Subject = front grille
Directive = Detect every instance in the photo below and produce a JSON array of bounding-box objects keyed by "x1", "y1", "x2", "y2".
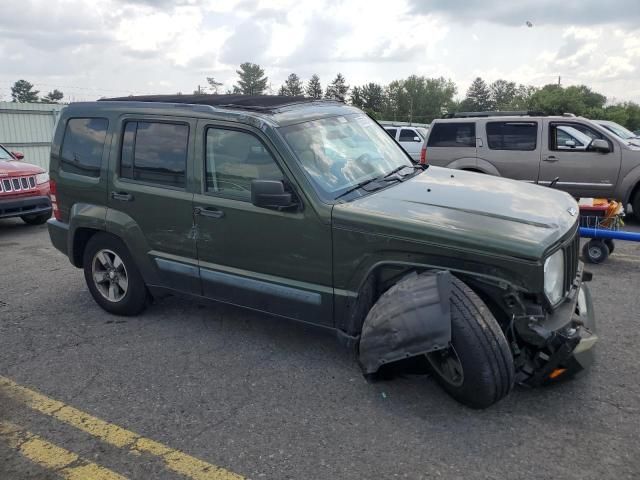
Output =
[
  {"x1": 563, "y1": 229, "x2": 580, "y2": 293},
  {"x1": 0, "y1": 175, "x2": 37, "y2": 194}
]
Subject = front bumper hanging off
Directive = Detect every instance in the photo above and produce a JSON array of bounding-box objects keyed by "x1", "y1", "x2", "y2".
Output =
[{"x1": 516, "y1": 267, "x2": 597, "y2": 386}]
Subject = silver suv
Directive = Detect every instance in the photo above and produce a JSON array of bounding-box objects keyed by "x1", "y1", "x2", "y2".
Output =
[{"x1": 424, "y1": 112, "x2": 640, "y2": 213}]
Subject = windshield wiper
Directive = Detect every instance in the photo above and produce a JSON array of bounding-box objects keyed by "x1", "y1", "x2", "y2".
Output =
[
  {"x1": 335, "y1": 177, "x2": 384, "y2": 200},
  {"x1": 383, "y1": 164, "x2": 425, "y2": 181},
  {"x1": 336, "y1": 165, "x2": 425, "y2": 201}
]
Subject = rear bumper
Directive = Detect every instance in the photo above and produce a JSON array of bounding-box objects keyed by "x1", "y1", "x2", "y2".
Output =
[
  {"x1": 0, "y1": 195, "x2": 51, "y2": 219},
  {"x1": 47, "y1": 218, "x2": 69, "y2": 256}
]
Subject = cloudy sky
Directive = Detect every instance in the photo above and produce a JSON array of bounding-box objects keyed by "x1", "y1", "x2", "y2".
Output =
[{"x1": 1, "y1": 0, "x2": 639, "y2": 102}]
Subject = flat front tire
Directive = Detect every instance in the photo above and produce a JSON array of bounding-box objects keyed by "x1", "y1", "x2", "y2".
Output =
[
  {"x1": 82, "y1": 232, "x2": 149, "y2": 316},
  {"x1": 426, "y1": 278, "x2": 515, "y2": 409}
]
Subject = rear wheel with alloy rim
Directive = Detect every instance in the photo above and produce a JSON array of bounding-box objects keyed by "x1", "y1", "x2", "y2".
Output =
[
  {"x1": 91, "y1": 249, "x2": 129, "y2": 303},
  {"x1": 83, "y1": 233, "x2": 149, "y2": 315}
]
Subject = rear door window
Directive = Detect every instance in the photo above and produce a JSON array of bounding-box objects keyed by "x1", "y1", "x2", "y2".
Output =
[
  {"x1": 385, "y1": 128, "x2": 397, "y2": 138},
  {"x1": 120, "y1": 121, "x2": 189, "y2": 188},
  {"x1": 60, "y1": 118, "x2": 109, "y2": 177},
  {"x1": 427, "y1": 123, "x2": 476, "y2": 147},
  {"x1": 399, "y1": 129, "x2": 422, "y2": 142},
  {"x1": 486, "y1": 122, "x2": 537, "y2": 151}
]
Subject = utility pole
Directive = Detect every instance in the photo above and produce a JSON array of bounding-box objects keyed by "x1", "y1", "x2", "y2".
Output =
[{"x1": 558, "y1": 76, "x2": 561, "y2": 87}]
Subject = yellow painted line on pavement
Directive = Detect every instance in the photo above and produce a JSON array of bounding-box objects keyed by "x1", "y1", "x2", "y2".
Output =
[
  {"x1": 0, "y1": 376, "x2": 244, "y2": 480},
  {"x1": 0, "y1": 421, "x2": 127, "y2": 480}
]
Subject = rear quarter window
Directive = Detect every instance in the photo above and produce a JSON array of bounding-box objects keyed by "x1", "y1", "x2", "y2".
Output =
[
  {"x1": 427, "y1": 123, "x2": 475, "y2": 147},
  {"x1": 60, "y1": 118, "x2": 109, "y2": 177},
  {"x1": 486, "y1": 122, "x2": 537, "y2": 151}
]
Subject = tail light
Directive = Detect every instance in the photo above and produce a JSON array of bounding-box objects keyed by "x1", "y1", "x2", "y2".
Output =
[
  {"x1": 420, "y1": 144, "x2": 427, "y2": 164},
  {"x1": 50, "y1": 179, "x2": 61, "y2": 221}
]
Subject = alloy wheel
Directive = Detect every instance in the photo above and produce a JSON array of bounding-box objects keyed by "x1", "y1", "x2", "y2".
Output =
[{"x1": 91, "y1": 249, "x2": 129, "y2": 303}]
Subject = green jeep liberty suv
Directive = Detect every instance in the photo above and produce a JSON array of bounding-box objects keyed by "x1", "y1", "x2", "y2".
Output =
[{"x1": 47, "y1": 95, "x2": 597, "y2": 408}]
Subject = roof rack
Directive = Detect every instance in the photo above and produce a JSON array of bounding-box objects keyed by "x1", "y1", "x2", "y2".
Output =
[
  {"x1": 443, "y1": 110, "x2": 547, "y2": 119},
  {"x1": 99, "y1": 94, "x2": 340, "y2": 112}
]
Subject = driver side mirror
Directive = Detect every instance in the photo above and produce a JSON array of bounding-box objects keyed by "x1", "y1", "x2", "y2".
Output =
[
  {"x1": 251, "y1": 179, "x2": 297, "y2": 210},
  {"x1": 11, "y1": 151, "x2": 24, "y2": 160},
  {"x1": 413, "y1": 136, "x2": 421, "y2": 142},
  {"x1": 564, "y1": 139, "x2": 576, "y2": 148},
  {"x1": 589, "y1": 139, "x2": 610, "y2": 153}
]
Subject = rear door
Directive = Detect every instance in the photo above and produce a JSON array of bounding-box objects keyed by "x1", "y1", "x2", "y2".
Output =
[
  {"x1": 107, "y1": 116, "x2": 199, "y2": 294},
  {"x1": 476, "y1": 120, "x2": 541, "y2": 181},
  {"x1": 425, "y1": 122, "x2": 477, "y2": 167},
  {"x1": 538, "y1": 120, "x2": 622, "y2": 198}
]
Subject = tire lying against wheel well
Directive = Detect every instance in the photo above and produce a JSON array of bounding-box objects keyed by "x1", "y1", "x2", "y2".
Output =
[{"x1": 358, "y1": 270, "x2": 515, "y2": 409}]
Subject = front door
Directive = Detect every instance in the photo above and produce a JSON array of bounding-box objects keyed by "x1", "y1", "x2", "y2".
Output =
[
  {"x1": 192, "y1": 121, "x2": 333, "y2": 325},
  {"x1": 107, "y1": 116, "x2": 198, "y2": 293},
  {"x1": 538, "y1": 120, "x2": 622, "y2": 198}
]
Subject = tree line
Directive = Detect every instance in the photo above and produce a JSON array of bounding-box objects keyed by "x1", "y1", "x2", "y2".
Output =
[
  {"x1": 9, "y1": 64, "x2": 640, "y2": 131},
  {"x1": 200, "y1": 63, "x2": 640, "y2": 131},
  {"x1": 9, "y1": 80, "x2": 64, "y2": 104}
]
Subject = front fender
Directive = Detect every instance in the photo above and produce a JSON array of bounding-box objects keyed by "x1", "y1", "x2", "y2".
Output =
[
  {"x1": 615, "y1": 163, "x2": 640, "y2": 204},
  {"x1": 359, "y1": 271, "x2": 452, "y2": 374}
]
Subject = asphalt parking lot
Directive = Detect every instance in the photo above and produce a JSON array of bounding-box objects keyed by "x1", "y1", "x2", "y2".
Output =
[{"x1": 1, "y1": 218, "x2": 639, "y2": 480}]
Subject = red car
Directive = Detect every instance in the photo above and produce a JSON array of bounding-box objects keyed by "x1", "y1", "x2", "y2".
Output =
[{"x1": 0, "y1": 143, "x2": 51, "y2": 225}]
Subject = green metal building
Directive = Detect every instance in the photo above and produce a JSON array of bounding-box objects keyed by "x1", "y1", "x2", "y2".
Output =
[{"x1": 0, "y1": 102, "x2": 65, "y2": 170}]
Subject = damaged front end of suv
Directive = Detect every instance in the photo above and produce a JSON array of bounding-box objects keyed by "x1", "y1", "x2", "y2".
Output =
[{"x1": 326, "y1": 162, "x2": 598, "y2": 408}]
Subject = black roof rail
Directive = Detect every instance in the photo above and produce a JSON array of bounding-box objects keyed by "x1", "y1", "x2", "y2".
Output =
[
  {"x1": 98, "y1": 94, "x2": 341, "y2": 112},
  {"x1": 443, "y1": 110, "x2": 546, "y2": 119}
]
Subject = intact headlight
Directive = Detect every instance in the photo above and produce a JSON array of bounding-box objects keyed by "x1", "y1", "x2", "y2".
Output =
[
  {"x1": 544, "y1": 249, "x2": 565, "y2": 305},
  {"x1": 35, "y1": 173, "x2": 49, "y2": 184}
]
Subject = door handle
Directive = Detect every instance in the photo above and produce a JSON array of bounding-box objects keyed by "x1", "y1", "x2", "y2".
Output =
[
  {"x1": 111, "y1": 191, "x2": 134, "y2": 201},
  {"x1": 194, "y1": 206, "x2": 224, "y2": 219},
  {"x1": 543, "y1": 155, "x2": 558, "y2": 162}
]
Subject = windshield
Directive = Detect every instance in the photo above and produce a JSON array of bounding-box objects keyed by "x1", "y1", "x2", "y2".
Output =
[
  {"x1": 599, "y1": 121, "x2": 636, "y2": 140},
  {"x1": 0, "y1": 145, "x2": 13, "y2": 160},
  {"x1": 280, "y1": 114, "x2": 413, "y2": 200}
]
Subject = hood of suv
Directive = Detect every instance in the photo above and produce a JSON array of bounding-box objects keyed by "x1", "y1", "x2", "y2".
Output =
[
  {"x1": 333, "y1": 166, "x2": 578, "y2": 260},
  {"x1": 0, "y1": 159, "x2": 44, "y2": 176}
]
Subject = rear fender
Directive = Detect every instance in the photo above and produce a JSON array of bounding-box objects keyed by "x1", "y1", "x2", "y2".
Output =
[
  {"x1": 474, "y1": 158, "x2": 501, "y2": 176},
  {"x1": 67, "y1": 203, "x2": 108, "y2": 266},
  {"x1": 358, "y1": 270, "x2": 452, "y2": 374},
  {"x1": 445, "y1": 157, "x2": 477, "y2": 171}
]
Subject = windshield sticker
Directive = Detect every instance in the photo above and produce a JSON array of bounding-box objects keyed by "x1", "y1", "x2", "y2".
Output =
[{"x1": 356, "y1": 116, "x2": 375, "y2": 128}]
